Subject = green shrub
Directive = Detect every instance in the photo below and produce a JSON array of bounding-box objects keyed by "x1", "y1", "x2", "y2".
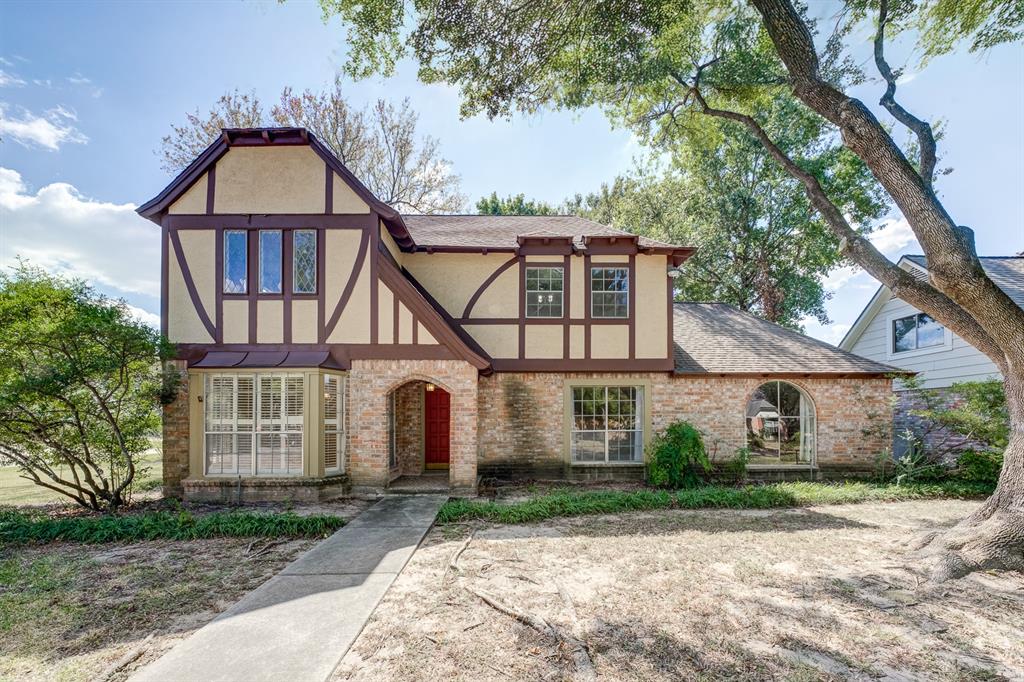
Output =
[
  {"x1": 891, "y1": 444, "x2": 946, "y2": 485},
  {"x1": 647, "y1": 421, "x2": 711, "y2": 489},
  {"x1": 722, "y1": 447, "x2": 750, "y2": 484},
  {"x1": 955, "y1": 449, "x2": 1003, "y2": 487},
  {"x1": 0, "y1": 509, "x2": 345, "y2": 544},
  {"x1": 437, "y1": 481, "x2": 994, "y2": 525}
]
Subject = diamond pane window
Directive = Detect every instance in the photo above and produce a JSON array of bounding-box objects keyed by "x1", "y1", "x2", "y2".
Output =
[
  {"x1": 293, "y1": 230, "x2": 317, "y2": 294},
  {"x1": 590, "y1": 267, "x2": 629, "y2": 318},
  {"x1": 525, "y1": 267, "x2": 564, "y2": 317}
]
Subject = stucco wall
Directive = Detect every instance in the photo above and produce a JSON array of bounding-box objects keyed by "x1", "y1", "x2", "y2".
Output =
[{"x1": 477, "y1": 372, "x2": 893, "y2": 477}]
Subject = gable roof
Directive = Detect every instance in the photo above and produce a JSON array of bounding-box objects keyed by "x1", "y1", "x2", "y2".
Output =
[
  {"x1": 838, "y1": 255, "x2": 1024, "y2": 350},
  {"x1": 672, "y1": 303, "x2": 900, "y2": 375}
]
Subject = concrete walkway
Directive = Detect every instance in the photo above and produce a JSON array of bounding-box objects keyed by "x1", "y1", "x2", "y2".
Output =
[{"x1": 131, "y1": 495, "x2": 447, "y2": 682}]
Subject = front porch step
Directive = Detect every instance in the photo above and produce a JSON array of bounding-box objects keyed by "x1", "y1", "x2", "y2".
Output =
[{"x1": 386, "y1": 473, "x2": 451, "y2": 494}]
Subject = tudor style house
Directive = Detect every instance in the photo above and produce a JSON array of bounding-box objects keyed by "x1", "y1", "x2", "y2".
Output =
[{"x1": 141, "y1": 127, "x2": 898, "y2": 501}]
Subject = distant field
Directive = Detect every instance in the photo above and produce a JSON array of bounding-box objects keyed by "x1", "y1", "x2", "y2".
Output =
[{"x1": 0, "y1": 451, "x2": 162, "y2": 506}]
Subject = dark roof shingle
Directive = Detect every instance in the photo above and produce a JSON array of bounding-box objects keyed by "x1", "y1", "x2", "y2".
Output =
[
  {"x1": 672, "y1": 303, "x2": 899, "y2": 375},
  {"x1": 903, "y1": 255, "x2": 1024, "y2": 308}
]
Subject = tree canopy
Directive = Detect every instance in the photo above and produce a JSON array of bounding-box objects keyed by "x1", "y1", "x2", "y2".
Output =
[
  {"x1": 0, "y1": 264, "x2": 173, "y2": 511},
  {"x1": 161, "y1": 78, "x2": 466, "y2": 213},
  {"x1": 476, "y1": 192, "x2": 558, "y2": 216}
]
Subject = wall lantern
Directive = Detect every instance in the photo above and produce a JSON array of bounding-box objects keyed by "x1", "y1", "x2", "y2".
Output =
[{"x1": 425, "y1": 383, "x2": 436, "y2": 392}]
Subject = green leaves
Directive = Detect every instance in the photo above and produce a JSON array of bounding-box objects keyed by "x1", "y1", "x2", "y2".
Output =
[
  {"x1": 647, "y1": 420, "x2": 711, "y2": 489},
  {"x1": 0, "y1": 264, "x2": 171, "y2": 511}
]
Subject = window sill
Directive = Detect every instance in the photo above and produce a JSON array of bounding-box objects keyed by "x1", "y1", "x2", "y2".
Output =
[
  {"x1": 745, "y1": 464, "x2": 817, "y2": 470},
  {"x1": 569, "y1": 461, "x2": 645, "y2": 467}
]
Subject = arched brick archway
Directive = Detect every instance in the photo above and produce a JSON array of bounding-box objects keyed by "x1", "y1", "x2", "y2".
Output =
[{"x1": 347, "y1": 359, "x2": 478, "y2": 493}]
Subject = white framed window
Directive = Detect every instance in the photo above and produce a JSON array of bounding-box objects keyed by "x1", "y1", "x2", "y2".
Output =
[
  {"x1": 745, "y1": 381, "x2": 815, "y2": 467},
  {"x1": 323, "y1": 374, "x2": 344, "y2": 473},
  {"x1": 259, "y1": 230, "x2": 283, "y2": 294},
  {"x1": 590, "y1": 267, "x2": 629, "y2": 318},
  {"x1": 570, "y1": 385, "x2": 644, "y2": 463},
  {"x1": 525, "y1": 267, "x2": 564, "y2": 318},
  {"x1": 203, "y1": 372, "x2": 304, "y2": 476},
  {"x1": 886, "y1": 310, "x2": 952, "y2": 359}
]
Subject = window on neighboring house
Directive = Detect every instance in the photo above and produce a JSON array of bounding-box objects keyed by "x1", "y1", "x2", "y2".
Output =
[
  {"x1": 203, "y1": 372, "x2": 305, "y2": 476},
  {"x1": 259, "y1": 230, "x2": 283, "y2": 294},
  {"x1": 892, "y1": 312, "x2": 945, "y2": 353},
  {"x1": 570, "y1": 386, "x2": 644, "y2": 463},
  {"x1": 223, "y1": 230, "x2": 248, "y2": 294},
  {"x1": 745, "y1": 381, "x2": 815, "y2": 466},
  {"x1": 323, "y1": 374, "x2": 344, "y2": 473},
  {"x1": 525, "y1": 267, "x2": 564, "y2": 317},
  {"x1": 590, "y1": 267, "x2": 629, "y2": 318},
  {"x1": 293, "y1": 230, "x2": 317, "y2": 294}
]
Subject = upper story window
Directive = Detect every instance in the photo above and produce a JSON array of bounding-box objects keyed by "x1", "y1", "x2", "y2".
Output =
[
  {"x1": 293, "y1": 229, "x2": 317, "y2": 294},
  {"x1": 525, "y1": 267, "x2": 564, "y2": 318},
  {"x1": 259, "y1": 230, "x2": 282, "y2": 294},
  {"x1": 893, "y1": 312, "x2": 944, "y2": 353},
  {"x1": 224, "y1": 230, "x2": 247, "y2": 294},
  {"x1": 590, "y1": 267, "x2": 629, "y2": 318}
]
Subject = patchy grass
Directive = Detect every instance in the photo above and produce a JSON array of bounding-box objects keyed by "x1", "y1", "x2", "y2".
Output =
[
  {"x1": 438, "y1": 481, "x2": 994, "y2": 524},
  {"x1": 0, "y1": 450, "x2": 163, "y2": 506},
  {"x1": 0, "y1": 508, "x2": 345, "y2": 544},
  {"x1": 0, "y1": 537, "x2": 314, "y2": 682},
  {"x1": 336, "y1": 500, "x2": 1024, "y2": 681}
]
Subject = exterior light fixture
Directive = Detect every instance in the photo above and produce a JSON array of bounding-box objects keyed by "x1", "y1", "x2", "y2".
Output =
[
  {"x1": 667, "y1": 267, "x2": 683, "y2": 279},
  {"x1": 425, "y1": 383, "x2": 436, "y2": 392}
]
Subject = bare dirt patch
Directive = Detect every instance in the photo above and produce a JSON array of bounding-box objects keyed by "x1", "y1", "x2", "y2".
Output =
[{"x1": 334, "y1": 500, "x2": 1024, "y2": 681}]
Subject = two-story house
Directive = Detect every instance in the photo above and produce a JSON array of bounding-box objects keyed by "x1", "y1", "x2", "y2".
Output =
[
  {"x1": 840, "y1": 253, "x2": 1023, "y2": 454},
  {"x1": 140, "y1": 128, "x2": 898, "y2": 500}
]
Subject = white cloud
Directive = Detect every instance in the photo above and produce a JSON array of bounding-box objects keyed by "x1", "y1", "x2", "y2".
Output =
[
  {"x1": 125, "y1": 304, "x2": 160, "y2": 329},
  {"x1": 896, "y1": 71, "x2": 918, "y2": 86},
  {"x1": 0, "y1": 69, "x2": 25, "y2": 87},
  {"x1": 0, "y1": 104, "x2": 88, "y2": 150},
  {"x1": 0, "y1": 167, "x2": 160, "y2": 300},
  {"x1": 66, "y1": 73, "x2": 103, "y2": 98},
  {"x1": 869, "y1": 216, "x2": 917, "y2": 254}
]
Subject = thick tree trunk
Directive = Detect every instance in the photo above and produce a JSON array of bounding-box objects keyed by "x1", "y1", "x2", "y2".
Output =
[
  {"x1": 747, "y1": 0, "x2": 1024, "y2": 580},
  {"x1": 915, "y1": 369, "x2": 1024, "y2": 580}
]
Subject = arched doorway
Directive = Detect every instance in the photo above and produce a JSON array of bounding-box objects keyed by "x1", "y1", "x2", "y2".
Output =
[{"x1": 384, "y1": 379, "x2": 452, "y2": 485}]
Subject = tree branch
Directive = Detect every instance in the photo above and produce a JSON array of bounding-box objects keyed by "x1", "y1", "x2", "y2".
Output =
[
  {"x1": 687, "y1": 87, "x2": 1005, "y2": 368},
  {"x1": 873, "y1": 0, "x2": 937, "y2": 188}
]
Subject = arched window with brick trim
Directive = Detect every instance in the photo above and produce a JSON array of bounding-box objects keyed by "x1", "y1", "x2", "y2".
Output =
[{"x1": 745, "y1": 381, "x2": 816, "y2": 466}]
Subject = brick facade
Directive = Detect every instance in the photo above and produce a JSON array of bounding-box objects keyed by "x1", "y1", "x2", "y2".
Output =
[
  {"x1": 162, "y1": 362, "x2": 891, "y2": 499},
  {"x1": 346, "y1": 359, "x2": 478, "y2": 493},
  {"x1": 161, "y1": 360, "x2": 190, "y2": 497},
  {"x1": 477, "y1": 372, "x2": 893, "y2": 479}
]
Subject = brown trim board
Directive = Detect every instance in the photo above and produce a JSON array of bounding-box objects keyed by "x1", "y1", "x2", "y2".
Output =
[
  {"x1": 461, "y1": 255, "x2": 517, "y2": 318},
  {"x1": 168, "y1": 229, "x2": 216, "y2": 340}
]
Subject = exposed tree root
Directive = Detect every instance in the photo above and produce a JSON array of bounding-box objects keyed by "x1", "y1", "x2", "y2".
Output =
[
  {"x1": 442, "y1": 532, "x2": 473, "y2": 585},
  {"x1": 468, "y1": 587, "x2": 596, "y2": 681},
  {"x1": 914, "y1": 502, "x2": 1024, "y2": 582}
]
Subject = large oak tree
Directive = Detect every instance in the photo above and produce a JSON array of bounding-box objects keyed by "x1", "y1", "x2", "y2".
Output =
[{"x1": 319, "y1": 0, "x2": 1024, "y2": 579}]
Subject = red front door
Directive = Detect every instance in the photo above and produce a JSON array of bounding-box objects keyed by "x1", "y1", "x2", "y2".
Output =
[{"x1": 424, "y1": 387, "x2": 450, "y2": 469}]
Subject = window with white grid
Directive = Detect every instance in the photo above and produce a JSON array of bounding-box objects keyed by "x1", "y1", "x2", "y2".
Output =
[
  {"x1": 570, "y1": 386, "x2": 643, "y2": 463},
  {"x1": 323, "y1": 374, "x2": 344, "y2": 473},
  {"x1": 525, "y1": 267, "x2": 564, "y2": 318},
  {"x1": 204, "y1": 372, "x2": 305, "y2": 476},
  {"x1": 590, "y1": 267, "x2": 629, "y2": 318}
]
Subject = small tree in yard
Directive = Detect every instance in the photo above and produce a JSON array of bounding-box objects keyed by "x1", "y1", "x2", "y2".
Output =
[
  {"x1": 317, "y1": 0, "x2": 1024, "y2": 580},
  {"x1": 0, "y1": 265, "x2": 174, "y2": 511}
]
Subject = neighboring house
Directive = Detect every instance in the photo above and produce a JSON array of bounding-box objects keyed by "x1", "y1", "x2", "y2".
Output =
[
  {"x1": 839, "y1": 254, "x2": 1024, "y2": 454},
  {"x1": 139, "y1": 127, "x2": 897, "y2": 501}
]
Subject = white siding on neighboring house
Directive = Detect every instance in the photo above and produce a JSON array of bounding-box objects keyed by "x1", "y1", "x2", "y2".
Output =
[{"x1": 847, "y1": 293, "x2": 1002, "y2": 390}]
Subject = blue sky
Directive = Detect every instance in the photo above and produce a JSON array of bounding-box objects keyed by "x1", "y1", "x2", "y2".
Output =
[{"x1": 1, "y1": 0, "x2": 1022, "y2": 342}]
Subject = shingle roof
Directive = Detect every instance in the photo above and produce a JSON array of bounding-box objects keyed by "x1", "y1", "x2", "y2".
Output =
[
  {"x1": 401, "y1": 214, "x2": 683, "y2": 250},
  {"x1": 672, "y1": 303, "x2": 900, "y2": 375},
  {"x1": 903, "y1": 255, "x2": 1024, "y2": 308}
]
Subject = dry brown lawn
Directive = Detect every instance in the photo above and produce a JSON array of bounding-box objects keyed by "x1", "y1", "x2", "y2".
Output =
[{"x1": 335, "y1": 500, "x2": 1024, "y2": 681}]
